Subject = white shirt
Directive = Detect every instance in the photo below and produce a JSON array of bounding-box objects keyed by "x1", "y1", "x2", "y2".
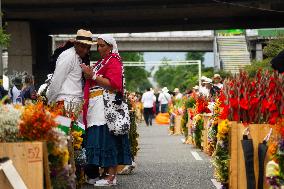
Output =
[
  {"x1": 175, "y1": 93, "x2": 183, "y2": 100},
  {"x1": 199, "y1": 86, "x2": 209, "y2": 97},
  {"x1": 47, "y1": 47, "x2": 83, "y2": 103},
  {"x1": 214, "y1": 83, "x2": 223, "y2": 89},
  {"x1": 8, "y1": 86, "x2": 21, "y2": 104},
  {"x1": 158, "y1": 92, "x2": 171, "y2": 105},
  {"x1": 141, "y1": 91, "x2": 156, "y2": 108}
]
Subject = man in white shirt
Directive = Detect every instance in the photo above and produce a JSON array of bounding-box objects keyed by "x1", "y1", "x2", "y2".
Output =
[
  {"x1": 47, "y1": 29, "x2": 95, "y2": 104},
  {"x1": 199, "y1": 76, "x2": 210, "y2": 97},
  {"x1": 158, "y1": 87, "x2": 171, "y2": 113},
  {"x1": 141, "y1": 88, "x2": 156, "y2": 126}
]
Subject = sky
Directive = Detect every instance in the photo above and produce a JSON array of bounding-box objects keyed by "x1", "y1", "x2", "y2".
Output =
[{"x1": 143, "y1": 52, "x2": 214, "y2": 71}]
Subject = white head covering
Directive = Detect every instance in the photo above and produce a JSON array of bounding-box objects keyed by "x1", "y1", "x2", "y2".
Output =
[{"x1": 97, "y1": 34, "x2": 118, "y2": 54}]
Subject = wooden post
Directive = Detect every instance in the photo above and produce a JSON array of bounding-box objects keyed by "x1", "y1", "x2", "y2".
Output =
[
  {"x1": 174, "y1": 115, "x2": 182, "y2": 135},
  {"x1": 0, "y1": 142, "x2": 44, "y2": 189}
]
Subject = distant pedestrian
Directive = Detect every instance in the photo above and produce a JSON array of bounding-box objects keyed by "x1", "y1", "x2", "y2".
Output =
[
  {"x1": 158, "y1": 87, "x2": 171, "y2": 113},
  {"x1": 141, "y1": 88, "x2": 156, "y2": 126},
  {"x1": 8, "y1": 77, "x2": 22, "y2": 104}
]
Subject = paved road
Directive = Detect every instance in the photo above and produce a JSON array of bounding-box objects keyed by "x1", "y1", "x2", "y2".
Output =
[{"x1": 83, "y1": 121, "x2": 216, "y2": 189}]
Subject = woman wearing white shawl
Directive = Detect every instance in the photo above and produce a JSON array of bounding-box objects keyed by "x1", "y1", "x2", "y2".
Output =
[{"x1": 81, "y1": 34, "x2": 132, "y2": 187}]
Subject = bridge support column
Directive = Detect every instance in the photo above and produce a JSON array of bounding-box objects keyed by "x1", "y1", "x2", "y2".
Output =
[
  {"x1": 255, "y1": 43, "x2": 263, "y2": 61},
  {"x1": 7, "y1": 21, "x2": 52, "y2": 88},
  {"x1": 7, "y1": 21, "x2": 33, "y2": 75}
]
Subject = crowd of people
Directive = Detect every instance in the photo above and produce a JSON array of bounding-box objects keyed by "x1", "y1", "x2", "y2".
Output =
[{"x1": 130, "y1": 73, "x2": 224, "y2": 127}]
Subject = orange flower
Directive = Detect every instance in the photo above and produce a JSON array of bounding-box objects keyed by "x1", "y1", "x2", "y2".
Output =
[
  {"x1": 19, "y1": 101, "x2": 58, "y2": 141},
  {"x1": 268, "y1": 141, "x2": 278, "y2": 157}
]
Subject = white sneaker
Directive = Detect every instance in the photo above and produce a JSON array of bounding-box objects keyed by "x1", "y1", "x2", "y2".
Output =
[
  {"x1": 94, "y1": 177, "x2": 117, "y2": 187},
  {"x1": 86, "y1": 177, "x2": 99, "y2": 185}
]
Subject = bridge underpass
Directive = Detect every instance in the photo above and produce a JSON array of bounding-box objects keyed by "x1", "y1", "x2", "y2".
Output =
[{"x1": 2, "y1": 1, "x2": 284, "y2": 85}]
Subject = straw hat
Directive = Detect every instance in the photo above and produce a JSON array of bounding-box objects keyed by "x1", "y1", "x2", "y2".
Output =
[
  {"x1": 204, "y1": 78, "x2": 212, "y2": 84},
  {"x1": 213, "y1": 74, "x2": 221, "y2": 79},
  {"x1": 193, "y1": 85, "x2": 199, "y2": 90},
  {"x1": 173, "y1": 88, "x2": 180, "y2": 93},
  {"x1": 75, "y1": 29, "x2": 96, "y2": 45},
  {"x1": 162, "y1": 87, "x2": 169, "y2": 93}
]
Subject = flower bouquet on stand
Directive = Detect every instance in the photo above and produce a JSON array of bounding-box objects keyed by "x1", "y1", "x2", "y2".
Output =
[{"x1": 212, "y1": 119, "x2": 230, "y2": 189}]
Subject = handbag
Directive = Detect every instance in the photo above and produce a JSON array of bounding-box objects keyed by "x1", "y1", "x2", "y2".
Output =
[{"x1": 101, "y1": 56, "x2": 130, "y2": 135}]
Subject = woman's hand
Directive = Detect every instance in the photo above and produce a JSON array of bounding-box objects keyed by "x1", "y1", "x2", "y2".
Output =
[{"x1": 80, "y1": 63, "x2": 95, "y2": 79}]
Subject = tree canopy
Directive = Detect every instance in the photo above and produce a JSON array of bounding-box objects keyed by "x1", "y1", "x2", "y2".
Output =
[{"x1": 244, "y1": 37, "x2": 284, "y2": 77}]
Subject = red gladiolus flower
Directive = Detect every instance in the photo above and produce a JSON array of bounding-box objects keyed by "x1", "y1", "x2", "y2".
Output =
[
  {"x1": 229, "y1": 98, "x2": 238, "y2": 109},
  {"x1": 240, "y1": 98, "x2": 249, "y2": 110}
]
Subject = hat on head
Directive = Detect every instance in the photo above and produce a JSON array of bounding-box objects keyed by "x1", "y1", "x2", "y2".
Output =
[
  {"x1": 173, "y1": 88, "x2": 180, "y2": 93},
  {"x1": 213, "y1": 74, "x2": 221, "y2": 79},
  {"x1": 204, "y1": 78, "x2": 212, "y2": 84},
  {"x1": 75, "y1": 29, "x2": 96, "y2": 45},
  {"x1": 162, "y1": 87, "x2": 169, "y2": 93},
  {"x1": 193, "y1": 85, "x2": 199, "y2": 90},
  {"x1": 201, "y1": 76, "x2": 207, "y2": 81}
]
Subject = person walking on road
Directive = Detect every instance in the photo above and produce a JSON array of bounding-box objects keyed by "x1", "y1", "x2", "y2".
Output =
[{"x1": 141, "y1": 88, "x2": 156, "y2": 126}]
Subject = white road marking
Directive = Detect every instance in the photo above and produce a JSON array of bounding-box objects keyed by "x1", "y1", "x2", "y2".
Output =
[
  {"x1": 211, "y1": 179, "x2": 222, "y2": 189},
  {"x1": 190, "y1": 151, "x2": 203, "y2": 160}
]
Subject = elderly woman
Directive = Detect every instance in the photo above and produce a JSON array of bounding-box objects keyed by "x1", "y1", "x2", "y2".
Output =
[{"x1": 80, "y1": 34, "x2": 132, "y2": 186}]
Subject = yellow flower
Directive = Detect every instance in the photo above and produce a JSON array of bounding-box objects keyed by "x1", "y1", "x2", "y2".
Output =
[
  {"x1": 217, "y1": 119, "x2": 229, "y2": 140},
  {"x1": 266, "y1": 160, "x2": 280, "y2": 178}
]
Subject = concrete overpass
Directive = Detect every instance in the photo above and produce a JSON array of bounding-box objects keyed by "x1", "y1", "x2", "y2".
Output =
[
  {"x1": 2, "y1": 0, "x2": 284, "y2": 85},
  {"x1": 53, "y1": 31, "x2": 215, "y2": 52}
]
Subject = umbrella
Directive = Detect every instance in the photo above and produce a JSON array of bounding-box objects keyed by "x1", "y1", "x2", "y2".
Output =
[{"x1": 241, "y1": 129, "x2": 256, "y2": 189}]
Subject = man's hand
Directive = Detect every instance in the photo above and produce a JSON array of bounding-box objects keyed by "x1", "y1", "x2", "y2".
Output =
[{"x1": 80, "y1": 63, "x2": 95, "y2": 79}]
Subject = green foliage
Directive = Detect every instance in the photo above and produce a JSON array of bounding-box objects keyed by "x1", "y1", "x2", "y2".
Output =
[
  {"x1": 120, "y1": 52, "x2": 152, "y2": 92},
  {"x1": 155, "y1": 52, "x2": 205, "y2": 91},
  {"x1": 263, "y1": 37, "x2": 284, "y2": 58},
  {"x1": 193, "y1": 118, "x2": 204, "y2": 149},
  {"x1": 0, "y1": 28, "x2": 10, "y2": 47},
  {"x1": 212, "y1": 140, "x2": 230, "y2": 183},
  {"x1": 245, "y1": 37, "x2": 284, "y2": 77},
  {"x1": 129, "y1": 110, "x2": 139, "y2": 158},
  {"x1": 181, "y1": 97, "x2": 196, "y2": 137}
]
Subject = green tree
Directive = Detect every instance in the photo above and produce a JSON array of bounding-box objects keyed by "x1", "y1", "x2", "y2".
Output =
[
  {"x1": 154, "y1": 52, "x2": 205, "y2": 92},
  {"x1": 244, "y1": 37, "x2": 284, "y2": 77},
  {"x1": 0, "y1": 28, "x2": 10, "y2": 47},
  {"x1": 120, "y1": 52, "x2": 151, "y2": 92}
]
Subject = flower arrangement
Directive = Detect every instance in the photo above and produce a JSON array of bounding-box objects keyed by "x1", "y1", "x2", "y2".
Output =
[
  {"x1": 220, "y1": 70, "x2": 283, "y2": 124},
  {"x1": 212, "y1": 119, "x2": 230, "y2": 187},
  {"x1": 207, "y1": 98, "x2": 222, "y2": 155},
  {"x1": 181, "y1": 97, "x2": 196, "y2": 139},
  {"x1": 195, "y1": 96, "x2": 211, "y2": 114},
  {"x1": 266, "y1": 118, "x2": 284, "y2": 188},
  {"x1": 19, "y1": 101, "x2": 58, "y2": 141},
  {"x1": 0, "y1": 104, "x2": 22, "y2": 142},
  {"x1": 192, "y1": 114, "x2": 204, "y2": 149}
]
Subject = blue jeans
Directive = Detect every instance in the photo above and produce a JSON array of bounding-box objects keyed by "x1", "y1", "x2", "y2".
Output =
[{"x1": 161, "y1": 104, "x2": 168, "y2": 113}]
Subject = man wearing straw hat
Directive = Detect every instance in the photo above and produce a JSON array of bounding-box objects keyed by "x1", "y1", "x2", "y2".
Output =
[
  {"x1": 158, "y1": 87, "x2": 171, "y2": 113},
  {"x1": 47, "y1": 29, "x2": 96, "y2": 104}
]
